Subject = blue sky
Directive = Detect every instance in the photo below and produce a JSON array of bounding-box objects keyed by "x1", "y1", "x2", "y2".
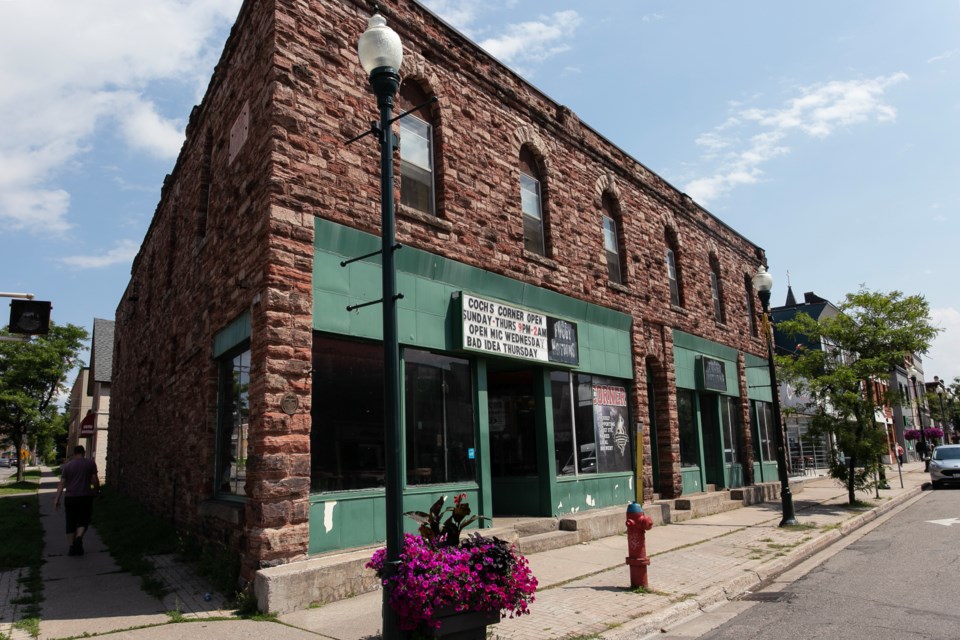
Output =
[{"x1": 2, "y1": 0, "x2": 958, "y2": 385}]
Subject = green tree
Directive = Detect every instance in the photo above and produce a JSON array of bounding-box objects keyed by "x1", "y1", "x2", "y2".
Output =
[
  {"x1": 776, "y1": 288, "x2": 939, "y2": 504},
  {"x1": 0, "y1": 323, "x2": 88, "y2": 482}
]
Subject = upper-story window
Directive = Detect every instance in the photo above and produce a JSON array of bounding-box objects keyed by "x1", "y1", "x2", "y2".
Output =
[
  {"x1": 710, "y1": 256, "x2": 725, "y2": 323},
  {"x1": 602, "y1": 193, "x2": 623, "y2": 284},
  {"x1": 398, "y1": 82, "x2": 435, "y2": 216},
  {"x1": 519, "y1": 147, "x2": 546, "y2": 256},
  {"x1": 665, "y1": 231, "x2": 682, "y2": 307}
]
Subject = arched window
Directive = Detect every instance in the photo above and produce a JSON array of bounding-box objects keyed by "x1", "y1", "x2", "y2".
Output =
[
  {"x1": 398, "y1": 81, "x2": 436, "y2": 216},
  {"x1": 601, "y1": 193, "x2": 623, "y2": 284},
  {"x1": 710, "y1": 255, "x2": 725, "y2": 323},
  {"x1": 665, "y1": 230, "x2": 682, "y2": 307},
  {"x1": 519, "y1": 147, "x2": 546, "y2": 255}
]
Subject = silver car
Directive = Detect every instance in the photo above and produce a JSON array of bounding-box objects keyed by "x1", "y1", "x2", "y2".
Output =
[{"x1": 929, "y1": 444, "x2": 960, "y2": 489}]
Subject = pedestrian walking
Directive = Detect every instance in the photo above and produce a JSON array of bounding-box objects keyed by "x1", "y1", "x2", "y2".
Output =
[
  {"x1": 54, "y1": 445, "x2": 100, "y2": 556},
  {"x1": 916, "y1": 439, "x2": 929, "y2": 471},
  {"x1": 896, "y1": 444, "x2": 904, "y2": 466}
]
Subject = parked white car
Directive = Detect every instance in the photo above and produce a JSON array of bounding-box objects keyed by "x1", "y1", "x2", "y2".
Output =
[{"x1": 929, "y1": 444, "x2": 960, "y2": 489}]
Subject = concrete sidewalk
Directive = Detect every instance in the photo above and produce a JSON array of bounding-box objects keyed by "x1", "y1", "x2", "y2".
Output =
[{"x1": 1, "y1": 462, "x2": 928, "y2": 640}]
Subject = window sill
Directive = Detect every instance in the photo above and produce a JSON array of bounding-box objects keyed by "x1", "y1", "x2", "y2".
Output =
[
  {"x1": 670, "y1": 304, "x2": 688, "y2": 315},
  {"x1": 522, "y1": 249, "x2": 558, "y2": 270},
  {"x1": 397, "y1": 204, "x2": 452, "y2": 232},
  {"x1": 608, "y1": 281, "x2": 631, "y2": 295},
  {"x1": 199, "y1": 497, "x2": 245, "y2": 525}
]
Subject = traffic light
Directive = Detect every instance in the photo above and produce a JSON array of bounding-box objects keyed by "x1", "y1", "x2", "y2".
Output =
[{"x1": 8, "y1": 299, "x2": 51, "y2": 335}]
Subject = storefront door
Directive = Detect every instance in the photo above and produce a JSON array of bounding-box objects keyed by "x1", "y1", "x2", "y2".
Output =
[
  {"x1": 488, "y1": 368, "x2": 541, "y2": 515},
  {"x1": 698, "y1": 393, "x2": 725, "y2": 489}
]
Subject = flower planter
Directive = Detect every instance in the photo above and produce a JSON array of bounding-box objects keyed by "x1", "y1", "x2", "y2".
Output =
[{"x1": 426, "y1": 607, "x2": 501, "y2": 639}]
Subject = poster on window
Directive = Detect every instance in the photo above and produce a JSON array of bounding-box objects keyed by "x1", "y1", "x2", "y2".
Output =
[{"x1": 593, "y1": 383, "x2": 631, "y2": 472}]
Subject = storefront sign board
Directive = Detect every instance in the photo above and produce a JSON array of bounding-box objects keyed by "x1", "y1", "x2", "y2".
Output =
[{"x1": 459, "y1": 293, "x2": 579, "y2": 366}]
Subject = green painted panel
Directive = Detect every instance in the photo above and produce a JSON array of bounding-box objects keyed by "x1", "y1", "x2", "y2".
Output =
[
  {"x1": 415, "y1": 275, "x2": 454, "y2": 313},
  {"x1": 480, "y1": 271, "x2": 525, "y2": 301},
  {"x1": 553, "y1": 474, "x2": 634, "y2": 515},
  {"x1": 414, "y1": 311, "x2": 447, "y2": 351},
  {"x1": 674, "y1": 352, "x2": 697, "y2": 389},
  {"x1": 308, "y1": 488, "x2": 482, "y2": 554},
  {"x1": 681, "y1": 467, "x2": 703, "y2": 494},
  {"x1": 314, "y1": 253, "x2": 350, "y2": 295},
  {"x1": 308, "y1": 494, "x2": 385, "y2": 553},
  {"x1": 397, "y1": 272, "x2": 418, "y2": 310},
  {"x1": 213, "y1": 311, "x2": 250, "y2": 358},
  {"x1": 745, "y1": 354, "x2": 772, "y2": 401},
  {"x1": 756, "y1": 461, "x2": 778, "y2": 483},
  {"x1": 348, "y1": 303, "x2": 383, "y2": 339},
  {"x1": 673, "y1": 330, "x2": 739, "y2": 361},
  {"x1": 314, "y1": 218, "x2": 633, "y2": 378},
  {"x1": 725, "y1": 464, "x2": 744, "y2": 489},
  {"x1": 398, "y1": 308, "x2": 418, "y2": 345},
  {"x1": 313, "y1": 293, "x2": 350, "y2": 333},
  {"x1": 605, "y1": 350, "x2": 624, "y2": 377},
  {"x1": 349, "y1": 261, "x2": 382, "y2": 302}
]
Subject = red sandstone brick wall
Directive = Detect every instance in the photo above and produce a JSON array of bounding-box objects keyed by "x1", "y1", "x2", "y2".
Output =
[{"x1": 111, "y1": 0, "x2": 770, "y2": 582}]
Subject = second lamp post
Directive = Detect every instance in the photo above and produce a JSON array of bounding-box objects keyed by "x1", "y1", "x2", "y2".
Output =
[{"x1": 752, "y1": 266, "x2": 798, "y2": 527}]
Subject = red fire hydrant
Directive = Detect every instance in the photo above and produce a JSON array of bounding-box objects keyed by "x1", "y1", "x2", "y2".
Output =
[{"x1": 625, "y1": 501, "x2": 654, "y2": 588}]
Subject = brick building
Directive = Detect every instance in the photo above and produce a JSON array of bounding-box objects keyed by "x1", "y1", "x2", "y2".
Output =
[{"x1": 109, "y1": 0, "x2": 780, "y2": 596}]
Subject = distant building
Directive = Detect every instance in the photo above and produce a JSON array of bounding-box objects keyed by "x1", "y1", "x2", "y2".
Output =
[
  {"x1": 86, "y1": 318, "x2": 114, "y2": 476},
  {"x1": 772, "y1": 289, "x2": 843, "y2": 471},
  {"x1": 66, "y1": 367, "x2": 93, "y2": 460}
]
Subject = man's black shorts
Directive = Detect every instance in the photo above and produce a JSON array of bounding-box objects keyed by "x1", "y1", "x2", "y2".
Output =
[{"x1": 64, "y1": 496, "x2": 94, "y2": 533}]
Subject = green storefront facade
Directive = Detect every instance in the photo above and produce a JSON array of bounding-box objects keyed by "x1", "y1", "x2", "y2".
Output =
[
  {"x1": 672, "y1": 332, "x2": 778, "y2": 495},
  {"x1": 308, "y1": 219, "x2": 638, "y2": 554}
]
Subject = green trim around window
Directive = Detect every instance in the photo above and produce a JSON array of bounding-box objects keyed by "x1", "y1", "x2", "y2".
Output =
[
  {"x1": 213, "y1": 311, "x2": 251, "y2": 358},
  {"x1": 313, "y1": 218, "x2": 632, "y2": 379}
]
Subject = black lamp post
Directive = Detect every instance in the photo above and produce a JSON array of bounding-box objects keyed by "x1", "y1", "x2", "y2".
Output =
[
  {"x1": 752, "y1": 266, "x2": 798, "y2": 527},
  {"x1": 934, "y1": 376, "x2": 947, "y2": 435},
  {"x1": 910, "y1": 375, "x2": 928, "y2": 468},
  {"x1": 357, "y1": 13, "x2": 404, "y2": 640}
]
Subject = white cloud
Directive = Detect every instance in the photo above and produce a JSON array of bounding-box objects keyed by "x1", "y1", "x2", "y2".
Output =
[
  {"x1": 59, "y1": 239, "x2": 140, "y2": 269},
  {"x1": 419, "y1": 0, "x2": 480, "y2": 32},
  {"x1": 927, "y1": 307, "x2": 960, "y2": 383},
  {"x1": 0, "y1": 0, "x2": 241, "y2": 235},
  {"x1": 927, "y1": 48, "x2": 959, "y2": 64},
  {"x1": 478, "y1": 10, "x2": 581, "y2": 68},
  {"x1": 684, "y1": 73, "x2": 908, "y2": 204}
]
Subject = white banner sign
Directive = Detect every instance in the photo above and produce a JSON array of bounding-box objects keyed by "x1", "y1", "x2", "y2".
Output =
[{"x1": 461, "y1": 293, "x2": 550, "y2": 362}]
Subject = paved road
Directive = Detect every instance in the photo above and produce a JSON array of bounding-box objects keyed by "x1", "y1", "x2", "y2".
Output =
[{"x1": 658, "y1": 487, "x2": 960, "y2": 640}]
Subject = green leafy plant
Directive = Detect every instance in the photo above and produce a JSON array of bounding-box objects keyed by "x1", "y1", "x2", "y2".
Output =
[{"x1": 403, "y1": 493, "x2": 487, "y2": 547}]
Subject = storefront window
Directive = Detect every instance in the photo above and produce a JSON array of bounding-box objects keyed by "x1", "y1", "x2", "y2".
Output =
[
  {"x1": 404, "y1": 349, "x2": 476, "y2": 484},
  {"x1": 677, "y1": 389, "x2": 700, "y2": 467},
  {"x1": 551, "y1": 372, "x2": 575, "y2": 475},
  {"x1": 720, "y1": 396, "x2": 741, "y2": 464},
  {"x1": 216, "y1": 346, "x2": 249, "y2": 497},
  {"x1": 554, "y1": 372, "x2": 632, "y2": 475},
  {"x1": 753, "y1": 400, "x2": 776, "y2": 462},
  {"x1": 311, "y1": 336, "x2": 384, "y2": 492}
]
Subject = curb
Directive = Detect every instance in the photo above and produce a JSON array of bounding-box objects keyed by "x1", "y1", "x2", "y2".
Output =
[{"x1": 603, "y1": 485, "x2": 925, "y2": 640}]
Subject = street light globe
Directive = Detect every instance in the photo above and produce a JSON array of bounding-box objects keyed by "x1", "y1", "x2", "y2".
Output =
[
  {"x1": 752, "y1": 266, "x2": 773, "y2": 293},
  {"x1": 358, "y1": 13, "x2": 403, "y2": 75}
]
